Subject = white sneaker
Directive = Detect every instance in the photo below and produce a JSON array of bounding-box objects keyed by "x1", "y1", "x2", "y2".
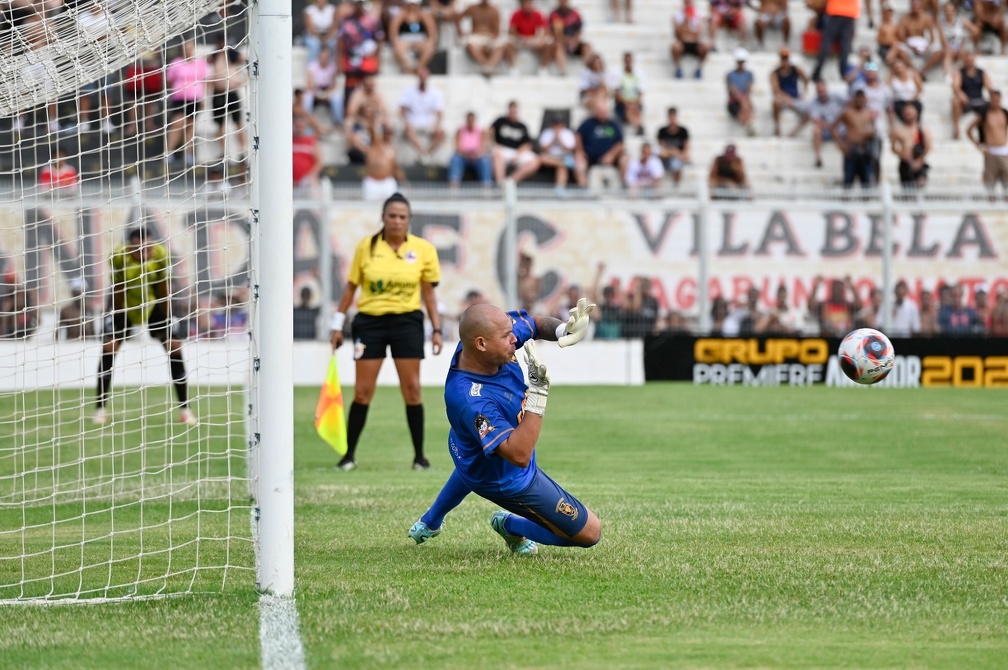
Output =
[
  {"x1": 101, "y1": 120, "x2": 115, "y2": 134},
  {"x1": 92, "y1": 407, "x2": 109, "y2": 426},
  {"x1": 179, "y1": 408, "x2": 199, "y2": 426}
]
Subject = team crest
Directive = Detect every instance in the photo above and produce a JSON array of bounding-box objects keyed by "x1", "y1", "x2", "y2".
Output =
[
  {"x1": 555, "y1": 498, "x2": 578, "y2": 520},
  {"x1": 403, "y1": 250, "x2": 417, "y2": 263},
  {"x1": 353, "y1": 339, "x2": 366, "y2": 360},
  {"x1": 469, "y1": 382, "x2": 482, "y2": 397},
  {"x1": 473, "y1": 414, "x2": 494, "y2": 439}
]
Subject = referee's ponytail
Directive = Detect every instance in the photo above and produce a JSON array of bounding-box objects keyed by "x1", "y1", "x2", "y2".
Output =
[{"x1": 371, "y1": 192, "x2": 411, "y2": 254}]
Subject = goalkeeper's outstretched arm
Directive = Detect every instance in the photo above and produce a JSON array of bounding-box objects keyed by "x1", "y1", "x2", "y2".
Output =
[{"x1": 532, "y1": 297, "x2": 596, "y2": 347}]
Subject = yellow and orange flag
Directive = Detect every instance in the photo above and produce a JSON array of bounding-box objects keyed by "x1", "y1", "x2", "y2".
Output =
[{"x1": 315, "y1": 354, "x2": 348, "y2": 456}]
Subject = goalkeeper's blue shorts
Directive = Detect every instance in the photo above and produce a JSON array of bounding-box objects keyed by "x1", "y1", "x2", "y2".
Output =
[{"x1": 483, "y1": 468, "x2": 589, "y2": 540}]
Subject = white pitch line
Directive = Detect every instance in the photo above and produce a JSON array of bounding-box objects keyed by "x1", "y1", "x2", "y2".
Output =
[{"x1": 258, "y1": 593, "x2": 307, "y2": 670}]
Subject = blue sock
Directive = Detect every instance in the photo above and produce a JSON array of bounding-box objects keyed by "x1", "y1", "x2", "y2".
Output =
[
  {"x1": 420, "y1": 469, "x2": 470, "y2": 530},
  {"x1": 503, "y1": 514, "x2": 577, "y2": 547}
]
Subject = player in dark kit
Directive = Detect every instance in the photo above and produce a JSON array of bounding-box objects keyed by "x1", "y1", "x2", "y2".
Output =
[
  {"x1": 93, "y1": 227, "x2": 195, "y2": 426},
  {"x1": 408, "y1": 299, "x2": 601, "y2": 554}
]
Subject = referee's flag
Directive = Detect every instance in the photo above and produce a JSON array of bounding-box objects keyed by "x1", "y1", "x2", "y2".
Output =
[{"x1": 315, "y1": 355, "x2": 348, "y2": 456}]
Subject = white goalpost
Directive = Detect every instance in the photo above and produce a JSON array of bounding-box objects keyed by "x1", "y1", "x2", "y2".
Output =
[{"x1": 0, "y1": 0, "x2": 294, "y2": 601}]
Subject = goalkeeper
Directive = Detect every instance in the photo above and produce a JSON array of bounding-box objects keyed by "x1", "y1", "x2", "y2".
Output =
[
  {"x1": 408, "y1": 298, "x2": 601, "y2": 554},
  {"x1": 93, "y1": 227, "x2": 195, "y2": 426}
]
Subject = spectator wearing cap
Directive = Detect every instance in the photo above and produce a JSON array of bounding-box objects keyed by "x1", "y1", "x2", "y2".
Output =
[
  {"x1": 770, "y1": 47, "x2": 809, "y2": 137},
  {"x1": 855, "y1": 60, "x2": 893, "y2": 140},
  {"x1": 671, "y1": 0, "x2": 709, "y2": 80},
  {"x1": 726, "y1": 48, "x2": 756, "y2": 136},
  {"x1": 708, "y1": 144, "x2": 749, "y2": 197},
  {"x1": 951, "y1": 50, "x2": 991, "y2": 141},
  {"x1": 830, "y1": 89, "x2": 878, "y2": 188},
  {"x1": 656, "y1": 107, "x2": 691, "y2": 186},
  {"x1": 792, "y1": 80, "x2": 847, "y2": 168},
  {"x1": 812, "y1": 0, "x2": 859, "y2": 82},
  {"x1": 753, "y1": 0, "x2": 791, "y2": 49}
]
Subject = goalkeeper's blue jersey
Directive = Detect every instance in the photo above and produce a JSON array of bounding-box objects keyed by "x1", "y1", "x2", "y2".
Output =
[{"x1": 444, "y1": 310, "x2": 538, "y2": 497}]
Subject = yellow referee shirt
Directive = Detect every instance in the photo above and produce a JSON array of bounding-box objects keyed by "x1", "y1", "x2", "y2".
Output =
[
  {"x1": 109, "y1": 243, "x2": 170, "y2": 325},
  {"x1": 348, "y1": 234, "x2": 441, "y2": 315}
]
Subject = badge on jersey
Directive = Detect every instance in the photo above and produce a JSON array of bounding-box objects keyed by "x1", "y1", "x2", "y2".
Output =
[
  {"x1": 474, "y1": 414, "x2": 494, "y2": 439},
  {"x1": 469, "y1": 382, "x2": 482, "y2": 397},
  {"x1": 403, "y1": 250, "x2": 417, "y2": 263},
  {"x1": 556, "y1": 498, "x2": 579, "y2": 520},
  {"x1": 353, "y1": 338, "x2": 366, "y2": 360}
]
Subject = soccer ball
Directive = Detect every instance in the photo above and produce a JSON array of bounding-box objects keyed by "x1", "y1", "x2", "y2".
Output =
[{"x1": 837, "y1": 328, "x2": 895, "y2": 385}]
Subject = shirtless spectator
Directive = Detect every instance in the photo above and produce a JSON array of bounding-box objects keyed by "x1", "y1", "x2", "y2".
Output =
[
  {"x1": 770, "y1": 47, "x2": 809, "y2": 137},
  {"x1": 808, "y1": 275, "x2": 860, "y2": 336},
  {"x1": 893, "y1": 0, "x2": 944, "y2": 75},
  {"x1": 388, "y1": 0, "x2": 438, "y2": 74},
  {"x1": 891, "y1": 104, "x2": 930, "y2": 188},
  {"x1": 293, "y1": 89, "x2": 326, "y2": 138},
  {"x1": 710, "y1": 0, "x2": 748, "y2": 47},
  {"x1": 708, "y1": 143, "x2": 749, "y2": 197},
  {"x1": 918, "y1": 288, "x2": 938, "y2": 335},
  {"x1": 458, "y1": 0, "x2": 514, "y2": 77},
  {"x1": 363, "y1": 122, "x2": 405, "y2": 201},
  {"x1": 656, "y1": 107, "x2": 691, "y2": 186},
  {"x1": 344, "y1": 74, "x2": 390, "y2": 132},
  {"x1": 792, "y1": 81, "x2": 847, "y2": 168},
  {"x1": 967, "y1": 89, "x2": 1008, "y2": 196},
  {"x1": 490, "y1": 101, "x2": 541, "y2": 184},
  {"x1": 346, "y1": 103, "x2": 376, "y2": 164},
  {"x1": 292, "y1": 116, "x2": 324, "y2": 193},
  {"x1": 672, "y1": 0, "x2": 710, "y2": 80},
  {"x1": 876, "y1": 3, "x2": 898, "y2": 63},
  {"x1": 831, "y1": 89, "x2": 878, "y2": 188},
  {"x1": 754, "y1": 0, "x2": 790, "y2": 49},
  {"x1": 549, "y1": 0, "x2": 590, "y2": 77},
  {"x1": 951, "y1": 50, "x2": 991, "y2": 140},
  {"x1": 398, "y1": 68, "x2": 446, "y2": 164},
  {"x1": 938, "y1": 2, "x2": 978, "y2": 76},
  {"x1": 974, "y1": 0, "x2": 1007, "y2": 55},
  {"x1": 509, "y1": 0, "x2": 552, "y2": 75}
]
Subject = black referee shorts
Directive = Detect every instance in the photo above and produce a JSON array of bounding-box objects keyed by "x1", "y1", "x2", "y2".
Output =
[
  {"x1": 102, "y1": 302, "x2": 172, "y2": 343},
  {"x1": 351, "y1": 311, "x2": 425, "y2": 360}
]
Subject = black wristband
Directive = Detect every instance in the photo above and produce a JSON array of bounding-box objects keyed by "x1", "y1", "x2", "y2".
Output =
[{"x1": 432, "y1": 328, "x2": 442, "y2": 335}]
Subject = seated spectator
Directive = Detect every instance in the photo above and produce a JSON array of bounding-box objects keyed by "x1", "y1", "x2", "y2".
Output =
[
  {"x1": 710, "y1": 295, "x2": 730, "y2": 335},
  {"x1": 808, "y1": 275, "x2": 859, "y2": 336},
  {"x1": 490, "y1": 101, "x2": 541, "y2": 184},
  {"x1": 951, "y1": 50, "x2": 990, "y2": 140},
  {"x1": 990, "y1": 288, "x2": 1008, "y2": 336},
  {"x1": 891, "y1": 104, "x2": 930, "y2": 188},
  {"x1": 538, "y1": 113, "x2": 582, "y2": 195},
  {"x1": 918, "y1": 288, "x2": 938, "y2": 335},
  {"x1": 293, "y1": 116, "x2": 323, "y2": 193},
  {"x1": 122, "y1": 51, "x2": 163, "y2": 137},
  {"x1": 876, "y1": 3, "x2": 898, "y2": 63},
  {"x1": 304, "y1": 46, "x2": 343, "y2": 127},
  {"x1": 458, "y1": 0, "x2": 515, "y2": 77},
  {"x1": 726, "y1": 48, "x2": 756, "y2": 136},
  {"x1": 621, "y1": 276, "x2": 660, "y2": 339},
  {"x1": 966, "y1": 89, "x2": 1008, "y2": 195},
  {"x1": 388, "y1": 0, "x2": 438, "y2": 74},
  {"x1": 508, "y1": 0, "x2": 552, "y2": 75},
  {"x1": 364, "y1": 122, "x2": 405, "y2": 201},
  {"x1": 708, "y1": 144, "x2": 749, "y2": 197},
  {"x1": 398, "y1": 68, "x2": 446, "y2": 164},
  {"x1": 975, "y1": 285, "x2": 992, "y2": 330},
  {"x1": 844, "y1": 46, "x2": 875, "y2": 88},
  {"x1": 294, "y1": 89, "x2": 327, "y2": 138},
  {"x1": 578, "y1": 52, "x2": 613, "y2": 108},
  {"x1": 58, "y1": 278, "x2": 96, "y2": 340},
  {"x1": 337, "y1": 0, "x2": 385, "y2": 106},
  {"x1": 886, "y1": 279, "x2": 921, "y2": 336},
  {"x1": 293, "y1": 286, "x2": 320, "y2": 340},
  {"x1": 671, "y1": 0, "x2": 710, "y2": 80},
  {"x1": 590, "y1": 262, "x2": 624, "y2": 339},
  {"x1": 38, "y1": 147, "x2": 79, "y2": 193},
  {"x1": 574, "y1": 99, "x2": 628, "y2": 187},
  {"x1": 893, "y1": 0, "x2": 944, "y2": 75},
  {"x1": 613, "y1": 51, "x2": 645, "y2": 136},
  {"x1": 346, "y1": 103, "x2": 377, "y2": 164},
  {"x1": 770, "y1": 47, "x2": 809, "y2": 137},
  {"x1": 656, "y1": 107, "x2": 691, "y2": 187},
  {"x1": 831, "y1": 89, "x2": 878, "y2": 189},
  {"x1": 722, "y1": 287, "x2": 763, "y2": 336},
  {"x1": 448, "y1": 111, "x2": 494, "y2": 188},
  {"x1": 938, "y1": 2, "x2": 978, "y2": 77},
  {"x1": 710, "y1": 0, "x2": 748, "y2": 46},
  {"x1": 209, "y1": 39, "x2": 249, "y2": 159},
  {"x1": 855, "y1": 287, "x2": 883, "y2": 328},
  {"x1": 549, "y1": 0, "x2": 590, "y2": 77},
  {"x1": 974, "y1": 0, "x2": 1008, "y2": 55},
  {"x1": 610, "y1": 0, "x2": 632, "y2": 23},
  {"x1": 938, "y1": 283, "x2": 984, "y2": 333},
  {"x1": 792, "y1": 80, "x2": 847, "y2": 168},
  {"x1": 624, "y1": 142, "x2": 665, "y2": 193},
  {"x1": 76, "y1": 0, "x2": 118, "y2": 135},
  {"x1": 302, "y1": 0, "x2": 341, "y2": 64},
  {"x1": 754, "y1": 0, "x2": 791, "y2": 49},
  {"x1": 0, "y1": 272, "x2": 37, "y2": 339},
  {"x1": 344, "y1": 74, "x2": 390, "y2": 132},
  {"x1": 165, "y1": 39, "x2": 209, "y2": 165},
  {"x1": 429, "y1": 0, "x2": 459, "y2": 28},
  {"x1": 755, "y1": 284, "x2": 805, "y2": 334},
  {"x1": 887, "y1": 57, "x2": 924, "y2": 125}
]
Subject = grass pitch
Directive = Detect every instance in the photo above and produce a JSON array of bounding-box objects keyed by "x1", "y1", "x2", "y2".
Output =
[{"x1": 2, "y1": 383, "x2": 1008, "y2": 669}]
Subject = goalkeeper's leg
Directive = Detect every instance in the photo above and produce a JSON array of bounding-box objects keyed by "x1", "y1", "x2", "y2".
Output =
[
  {"x1": 489, "y1": 469, "x2": 602, "y2": 548},
  {"x1": 95, "y1": 312, "x2": 127, "y2": 423}
]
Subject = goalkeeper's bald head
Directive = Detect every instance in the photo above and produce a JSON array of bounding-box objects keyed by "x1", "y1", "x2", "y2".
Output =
[{"x1": 459, "y1": 303, "x2": 501, "y2": 345}]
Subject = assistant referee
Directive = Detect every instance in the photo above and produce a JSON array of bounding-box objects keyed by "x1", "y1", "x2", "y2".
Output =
[{"x1": 330, "y1": 192, "x2": 444, "y2": 471}]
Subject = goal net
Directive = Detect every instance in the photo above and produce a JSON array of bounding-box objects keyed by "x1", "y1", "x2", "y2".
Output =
[{"x1": 0, "y1": 0, "x2": 258, "y2": 601}]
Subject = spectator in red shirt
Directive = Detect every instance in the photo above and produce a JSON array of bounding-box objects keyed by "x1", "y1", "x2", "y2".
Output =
[
  {"x1": 38, "y1": 148, "x2": 79, "y2": 193},
  {"x1": 509, "y1": 0, "x2": 552, "y2": 74},
  {"x1": 293, "y1": 116, "x2": 323, "y2": 192}
]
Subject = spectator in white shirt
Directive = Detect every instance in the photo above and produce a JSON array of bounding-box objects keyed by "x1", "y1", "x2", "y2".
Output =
[
  {"x1": 537, "y1": 114, "x2": 581, "y2": 196},
  {"x1": 302, "y1": 0, "x2": 341, "y2": 63},
  {"x1": 304, "y1": 47, "x2": 344, "y2": 126},
  {"x1": 879, "y1": 279, "x2": 921, "y2": 336},
  {"x1": 624, "y1": 142, "x2": 664, "y2": 193},
  {"x1": 398, "y1": 67, "x2": 446, "y2": 164}
]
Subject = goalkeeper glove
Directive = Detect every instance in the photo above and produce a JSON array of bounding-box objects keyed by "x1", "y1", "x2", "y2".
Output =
[
  {"x1": 523, "y1": 339, "x2": 550, "y2": 416},
  {"x1": 556, "y1": 297, "x2": 596, "y2": 348}
]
